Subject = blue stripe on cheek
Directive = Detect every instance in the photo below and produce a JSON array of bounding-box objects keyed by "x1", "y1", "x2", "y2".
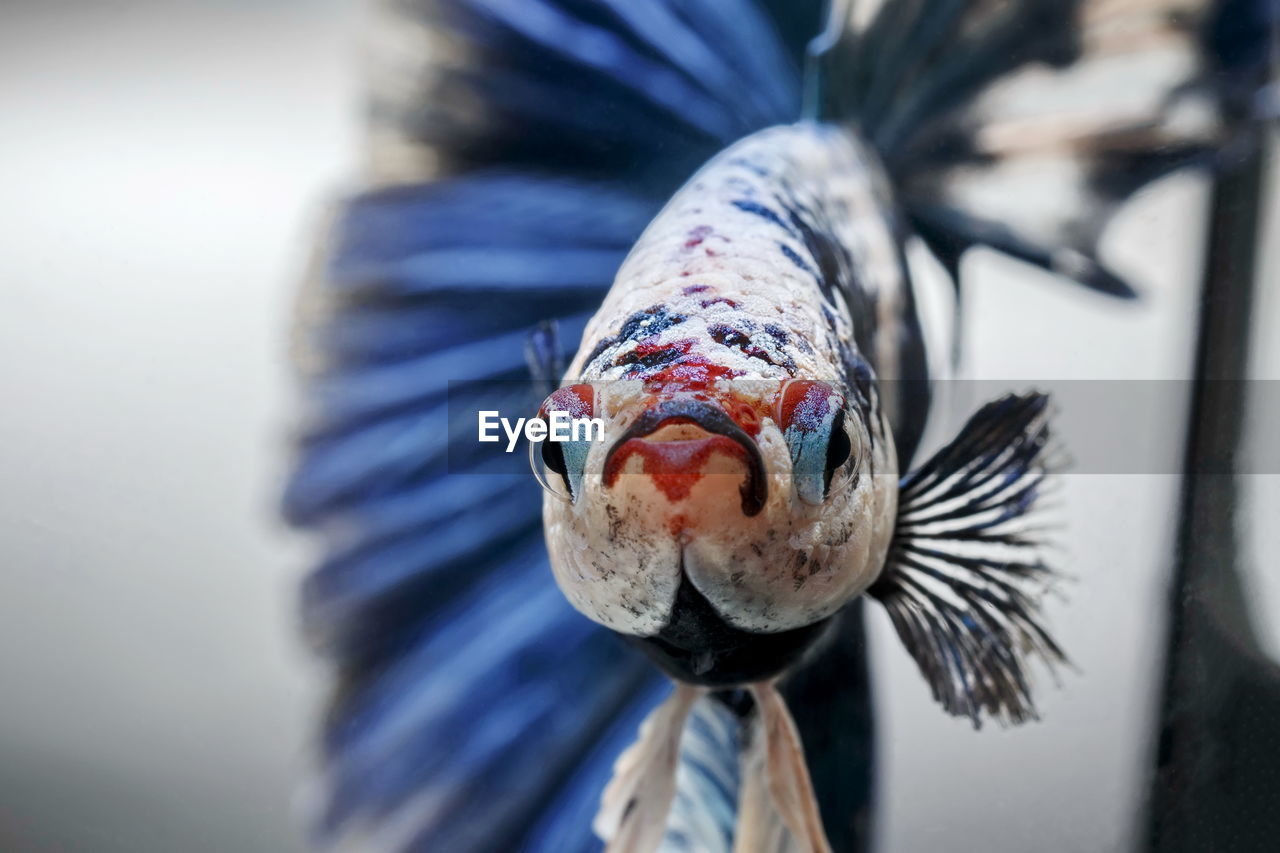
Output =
[{"x1": 785, "y1": 420, "x2": 837, "y2": 505}]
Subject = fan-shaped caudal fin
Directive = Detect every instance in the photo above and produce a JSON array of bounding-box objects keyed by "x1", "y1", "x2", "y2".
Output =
[{"x1": 595, "y1": 683, "x2": 703, "y2": 853}]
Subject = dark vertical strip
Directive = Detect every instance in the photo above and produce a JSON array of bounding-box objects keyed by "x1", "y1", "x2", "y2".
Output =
[{"x1": 1144, "y1": 138, "x2": 1280, "y2": 851}]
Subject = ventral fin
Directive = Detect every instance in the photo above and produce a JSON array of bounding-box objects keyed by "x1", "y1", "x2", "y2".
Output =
[
  {"x1": 869, "y1": 392, "x2": 1067, "y2": 727},
  {"x1": 594, "y1": 684, "x2": 702, "y2": 853}
]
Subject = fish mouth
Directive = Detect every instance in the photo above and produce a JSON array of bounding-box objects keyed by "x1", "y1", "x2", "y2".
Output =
[
  {"x1": 631, "y1": 552, "x2": 831, "y2": 684},
  {"x1": 601, "y1": 398, "x2": 767, "y2": 516}
]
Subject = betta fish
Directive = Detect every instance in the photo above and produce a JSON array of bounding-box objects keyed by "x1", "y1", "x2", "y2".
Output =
[
  {"x1": 283, "y1": 1, "x2": 1271, "y2": 851},
  {"x1": 533, "y1": 125, "x2": 1065, "y2": 851}
]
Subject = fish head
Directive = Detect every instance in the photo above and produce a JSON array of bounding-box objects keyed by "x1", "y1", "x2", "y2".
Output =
[{"x1": 536, "y1": 373, "x2": 898, "y2": 636}]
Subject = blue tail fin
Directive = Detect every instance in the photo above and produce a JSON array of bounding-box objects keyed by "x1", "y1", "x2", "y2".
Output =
[
  {"x1": 662, "y1": 698, "x2": 744, "y2": 852},
  {"x1": 283, "y1": 2, "x2": 819, "y2": 850}
]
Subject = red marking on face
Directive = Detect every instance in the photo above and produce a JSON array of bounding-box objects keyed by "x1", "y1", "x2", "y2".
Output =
[
  {"x1": 643, "y1": 358, "x2": 739, "y2": 394},
  {"x1": 636, "y1": 339, "x2": 692, "y2": 356},
  {"x1": 777, "y1": 380, "x2": 842, "y2": 432},
  {"x1": 667, "y1": 513, "x2": 689, "y2": 537},
  {"x1": 603, "y1": 431, "x2": 750, "y2": 504},
  {"x1": 540, "y1": 383, "x2": 594, "y2": 419},
  {"x1": 682, "y1": 283, "x2": 711, "y2": 294},
  {"x1": 731, "y1": 400, "x2": 763, "y2": 436},
  {"x1": 617, "y1": 338, "x2": 696, "y2": 371},
  {"x1": 700, "y1": 296, "x2": 739, "y2": 309}
]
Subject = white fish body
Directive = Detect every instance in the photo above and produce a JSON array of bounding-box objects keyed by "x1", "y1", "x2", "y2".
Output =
[{"x1": 544, "y1": 123, "x2": 907, "y2": 641}]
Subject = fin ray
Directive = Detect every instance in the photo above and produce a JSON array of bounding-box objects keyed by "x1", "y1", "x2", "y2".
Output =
[{"x1": 871, "y1": 392, "x2": 1066, "y2": 726}]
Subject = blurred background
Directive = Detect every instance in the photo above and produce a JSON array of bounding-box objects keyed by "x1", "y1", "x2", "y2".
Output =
[
  {"x1": 0, "y1": 1, "x2": 354, "y2": 850},
  {"x1": 0, "y1": 1, "x2": 1275, "y2": 852}
]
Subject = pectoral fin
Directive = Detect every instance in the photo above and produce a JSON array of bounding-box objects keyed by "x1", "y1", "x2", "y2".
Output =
[{"x1": 870, "y1": 392, "x2": 1067, "y2": 727}]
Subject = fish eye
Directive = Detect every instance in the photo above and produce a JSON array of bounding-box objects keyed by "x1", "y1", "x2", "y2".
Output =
[
  {"x1": 529, "y1": 383, "x2": 595, "y2": 503},
  {"x1": 529, "y1": 436, "x2": 572, "y2": 503},
  {"x1": 825, "y1": 409, "x2": 852, "y2": 481},
  {"x1": 777, "y1": 380, "x2": 858, "y2": 504}
]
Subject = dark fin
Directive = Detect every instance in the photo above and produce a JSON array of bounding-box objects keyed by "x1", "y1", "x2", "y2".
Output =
[
  {"x1": 366, "y1": 0, "x2": 814, "y2": 185},
  {"x1": 869, "y1": 392, "x2": 1067, "y2": 727},
  {"x1": 525, "y1": 318, "x2": 563, "y2": 397},
  {"x1": 909, "y1": 203, "x2": 1138, "y2": 300},
  {"x1": 817, "y1": 0, "x2": 1275, "y2": 297},
  {"x1": 284, "y1": 2, "x2": 819, "y2": 851}
]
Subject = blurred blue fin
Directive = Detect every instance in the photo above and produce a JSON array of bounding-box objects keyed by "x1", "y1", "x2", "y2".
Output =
[
  {"x1": 526, "y1": 319, "x2": 563, "y2": 398},
  {"x1": 661, "y1": 697, "x2": 742, "y2": 853},
  {"x1": 284, "y1": 2, "x2": 819, "y2": 851}
]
